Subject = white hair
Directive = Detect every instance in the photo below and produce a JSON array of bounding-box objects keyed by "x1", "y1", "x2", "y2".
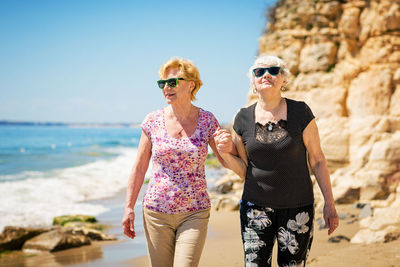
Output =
[{"x1": 248, "y1": 55, "x2": 291, "y2": 91}]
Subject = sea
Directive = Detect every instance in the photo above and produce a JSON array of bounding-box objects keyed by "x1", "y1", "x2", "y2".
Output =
[
  {"x1": 0, "y1": 125, "x2": 144, "y2": 231},
  {"x1": 0, "y1": 125, "x2": 224, "y2": 258}
]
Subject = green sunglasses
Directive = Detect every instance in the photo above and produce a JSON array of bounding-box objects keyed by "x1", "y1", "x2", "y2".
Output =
[{"x1": 157, "y1": 78, "x2": 184, "y2": 89}]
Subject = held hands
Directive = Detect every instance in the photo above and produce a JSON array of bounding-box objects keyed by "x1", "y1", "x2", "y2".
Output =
[
  {"x1": 121, "y1": 208, "x2": 136, "y2": 239},
  {"x1": 213, "y1": 128, "x2": 234, "y2": 154},
  {"x1": 324, "y1": 202, "x2": 339, "y2": 235}
]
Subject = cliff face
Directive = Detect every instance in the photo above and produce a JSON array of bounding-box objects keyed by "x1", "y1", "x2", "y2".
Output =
[{"x1": 253, "y1": 0, "x2": 400, "y2": 243}]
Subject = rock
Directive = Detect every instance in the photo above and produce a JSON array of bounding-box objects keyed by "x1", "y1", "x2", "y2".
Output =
[
  {"x1": 390, "y1": 84, "x2": 400, "y2": 116},
  {"x1": 358, "y1": 203, "x2": 373, "y2": 219},
  {"x1": 318, "y1": 117, "x2": 349, "y2": 170},
  {"x1": 351, "y1": 226, "x2": 399, "y2": 244},
  {"x1": 0, "y1": 226, "x2": 52, "y2": 252},
  {"x1": 22, "y1": 228, "x2": 91, "y2": 252},
  {"x1": 338, "y1": 213, "x2": 353, "y2": 220},
  {"x1": 63, "y1": 222, "x2": 108, "y2": 232},
  {"x1": 346, "y1": 67, "x2": 393, "y2": 117},
  {"x1": 218, "y1": 197, "x2": 240, "y2": 211},
  {"x1": 337, "y1": 38, "x2": 359, "y2": 59},
  {"x1": 346, "y1": 218, "x2": 358, "y2": 225},
  {"x1": 384, "y1": 231, "x2": 400, "y2": 243},
  {"x1": 359, "y1": 35, "x2": 400, "y2": 65},
  {"x1": 238, "y1": 0, "x2": 400, "y2": 244},
  {"x1": 216, "y1": 181, "x2": 233, "y2": 194},
  {"x1": 279, "y1": 41, "x2": 303, "y2": 75},
  {"x1": 353, "y1": 202, "x2": 367, "y2": 209},
  {"x1": 335, "y1": 188, "x2": 360, "y2": 204},
  {"x1": 328, "y1": 235, "x2": 351, "y2": 243},
  {"x1": 306, "y1": 88, "x2": 347, "y2": 118},
  {"x1": 53, "y1": 215, "x2": 97, "y2": 226},
  {"x1": 212, "y1": 194, "x2": 240, "y2": 211},
  {"x1": 339, "y1": 7, "x2": 361, "y2": 39},
  {"x1": 299, "y1": 42, "x2": 338, "y2": 72},
  {"x1": 359, "y1": 191, "x2": 400, "y2": 231},
  {"x1": 359, "y1": 1, "x2": 400, "y2": 42},
  {"x1": 316, "y1": 1, "x2": 341, "y2": 19},
  {"x1": 71, "y1": 227, "x2": 116, "y2": 241}
]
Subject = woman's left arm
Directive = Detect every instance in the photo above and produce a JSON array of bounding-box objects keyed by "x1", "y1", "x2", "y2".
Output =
[{"x1": 303, "y1": 119, "x2": 339, "y2": 235}]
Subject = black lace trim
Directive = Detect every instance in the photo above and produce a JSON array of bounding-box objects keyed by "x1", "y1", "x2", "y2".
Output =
[{"x1": 255, "y1": 119, "x2": 288, "y2": 144}]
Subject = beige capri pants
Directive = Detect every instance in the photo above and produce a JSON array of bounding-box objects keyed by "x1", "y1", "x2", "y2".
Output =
[{"x1": 143, "y1": 207, "x2": 210, "y2": 267}]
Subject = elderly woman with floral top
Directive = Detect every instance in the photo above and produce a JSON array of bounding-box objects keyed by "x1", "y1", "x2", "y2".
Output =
[
  {"x1": 214, "y1": 55, "x2": 339, "y2": 267},
  {"x1": 121, "y1": 57, "x2": 228, "y2": 267}
]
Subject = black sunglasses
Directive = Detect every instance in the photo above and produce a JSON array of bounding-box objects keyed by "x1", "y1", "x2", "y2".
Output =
[
  {"x1": 253, "y1": 67, "x2": 281, "y2": 77},
  {"x1": 157, "y1": 78, "x2": 184, "y2": 89}
]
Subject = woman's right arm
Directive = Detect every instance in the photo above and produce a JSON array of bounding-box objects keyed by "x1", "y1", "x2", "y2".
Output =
[
  {"x1": 214, "y1": 129, "x2": 248, "y2": 179},
  {"x1": 121, "y1": 130, "x2": 152, "y2": 239}
]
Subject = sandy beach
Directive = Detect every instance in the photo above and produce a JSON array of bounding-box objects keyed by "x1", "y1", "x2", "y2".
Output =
[
  {"x1": 130, "y1": 204, "x2": 400, "y2": 267},
  {"x1": 2, "y1": 203, "x2": 400, "y2": 267}
]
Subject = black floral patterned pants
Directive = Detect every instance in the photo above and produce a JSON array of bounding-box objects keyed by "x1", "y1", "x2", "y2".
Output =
[{"x1": 240, "y1": 199, "x2": 314, "y2": 267}]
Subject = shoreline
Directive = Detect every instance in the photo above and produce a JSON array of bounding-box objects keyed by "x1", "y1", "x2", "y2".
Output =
[{"x1": 0, "y1": 168, "x2": 226, "y2": 267}]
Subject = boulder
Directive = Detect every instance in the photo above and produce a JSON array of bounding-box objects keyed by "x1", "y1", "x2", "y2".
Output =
[
  {"x1": 346, "y1": 67, "x2": 392, "y2": 117},
  {"x1": 360, "y1": 35, "x2": 400, "y2": 65},
  {"x1": 63, "y1": 221, "x2": 108, "y2": 231},
  {"x1": 216, "y1": 182, "x2": 233, "y2": 194},
  {"x1": 339, "y1": 7, "x2": 361, "y2": 39},
  {"x1": 359, "y1": 1, "x2": 400, "y2": 42},
  {"x1": 70, "y1": 227, "x2": 116, "y2": 241},
  {"x1": 0, "y1": 226, "x2": 52, "y2": 252},
  {"x1": 351, "y1": 225, "x2": 399, "y2": 244},
  {"x1": 299, "y1": 42, "x2": 338, "y2": 72},
  {"x1": 22, "y1": 228, "x2": 91, "y2": 252},
  {"x1": 384, "y1": 231, "x2": 400, "y2": 243},
  {"x1": 52, "y1": 215, "x2": 97, "y2": 226}
]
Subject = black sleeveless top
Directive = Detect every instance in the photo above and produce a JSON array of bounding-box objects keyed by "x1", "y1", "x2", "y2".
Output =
[{"x1": 233, "y1": 98, "x2": 315, "y2": 208}]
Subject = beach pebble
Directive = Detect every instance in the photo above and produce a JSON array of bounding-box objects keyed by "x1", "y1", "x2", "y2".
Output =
[
  {"x1": 338, "y1": 212, "x2": 352, "y2": 220},
  {"x1": 346, "y1": 218, "x2": 358, "y2": 224},
  {"x1": 328, "y1": 235, "x2": 350, "y2": 243},
  {"x1": 353, "y1": 202, "x2": 368, "y2": 209}
]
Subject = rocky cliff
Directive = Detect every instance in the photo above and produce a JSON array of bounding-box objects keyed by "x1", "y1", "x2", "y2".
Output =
[
  {"x1": 211, "y1": 0, "x2": 400, "y2": 243},
  {"x1": 252, "y1": 0, "x2": 400, "y2": 243}
]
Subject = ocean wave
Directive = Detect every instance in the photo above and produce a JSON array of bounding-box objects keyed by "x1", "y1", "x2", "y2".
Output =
[{"x1": 0, "y1": 147, "x2": 148, "y2": 231}]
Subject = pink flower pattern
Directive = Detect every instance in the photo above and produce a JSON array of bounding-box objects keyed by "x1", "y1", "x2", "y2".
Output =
[{"x1": 141, "y1": 107, "x2": 219, "y2": 214}]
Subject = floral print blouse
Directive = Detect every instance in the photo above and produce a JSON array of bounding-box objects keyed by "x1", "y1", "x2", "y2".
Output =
[{"x1": 141, "y1": 107, "x2": 219, "y2": 214}]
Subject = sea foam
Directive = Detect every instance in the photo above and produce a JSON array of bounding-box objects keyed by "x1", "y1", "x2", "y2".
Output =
[{"x1": 0, "y1": 147, "x2": 147, "y2": 231}]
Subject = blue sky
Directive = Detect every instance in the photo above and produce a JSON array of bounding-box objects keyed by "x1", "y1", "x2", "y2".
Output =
[{"x1": 0, "y1": 0, "x2": 276, "y2": 123}]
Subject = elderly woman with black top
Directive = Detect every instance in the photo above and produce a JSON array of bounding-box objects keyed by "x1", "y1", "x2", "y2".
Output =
[{"x1": 214, "y1": 55, "x2": 339, "y2": 266}]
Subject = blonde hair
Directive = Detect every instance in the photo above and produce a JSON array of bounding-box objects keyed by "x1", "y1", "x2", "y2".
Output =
[
  {"x1": 159, "y1": 57, "x2": 203, "y2": 101},
  {"x1": 248, "y1": 55, "x2": 291, "y2": 92}
]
